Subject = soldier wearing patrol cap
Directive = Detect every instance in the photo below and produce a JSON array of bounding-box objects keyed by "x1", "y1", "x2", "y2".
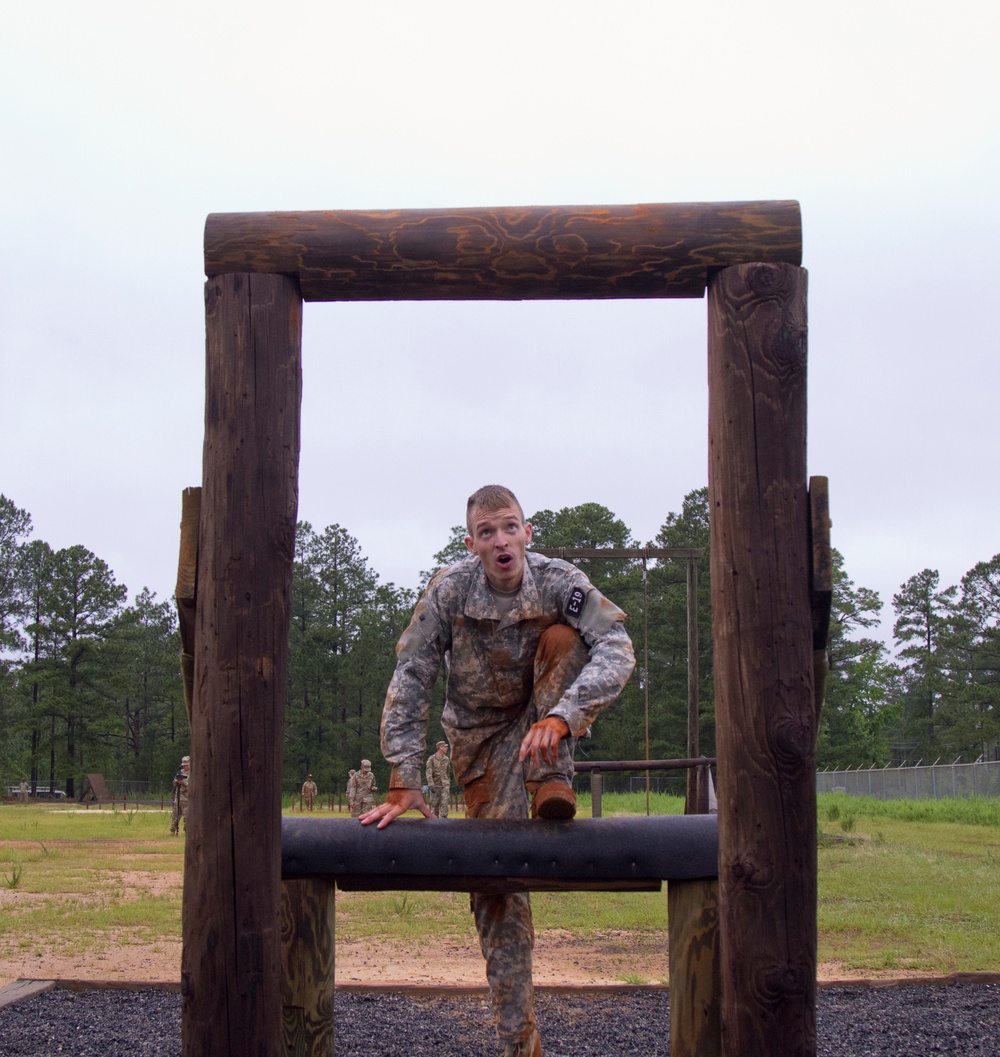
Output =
[
  {"x1": 301, "y1": 773, "x2": 318, "y2": 812},
  {"x1": 170, "y1": 755, "x2": 190, "y2": 835},
  {"x1": 361, "y1": 485, "x2": 635, "y2": 1057},
  {"x1": 350, "y1": 759, "x2": 377, "y2": 817},
  {"x1": 425, "y1": 741, "x2": 451, "y2": 817}
]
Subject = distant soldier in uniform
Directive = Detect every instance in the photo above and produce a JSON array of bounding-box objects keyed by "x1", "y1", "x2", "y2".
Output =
[
  {"x1": 425, "y1": 741, "x2": 451, "y2": 817},
  {"x1": 170, "y1": 755, "x2": 190, "y2": 835},
  {"x1": 301, "y1": 774, "x2": 318, "y2": 811},
  {"x1": 346, "y1": 769, "x2": 357, "y2": 814},
  {"x1": 351, "y1": 760, "x2": 377, "y2": 817},
  {"x1": 19, "y1": 779, "x2": 29, "y2": 803},
  {"x1": 362, "y1": 485, "x2": 635, "y2": 1057}
]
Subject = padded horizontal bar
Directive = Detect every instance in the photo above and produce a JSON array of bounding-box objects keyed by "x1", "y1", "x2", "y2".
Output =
[{"x1": 281, "y1": 815, "x2": 718, "y2": 894}]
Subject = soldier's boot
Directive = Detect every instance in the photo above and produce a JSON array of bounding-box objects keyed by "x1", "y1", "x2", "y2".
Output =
[
  {"x1": 503, "y1": 1027, "x2": 542, "y2": 1057},
  {"x1": 530, "y1": 780, "x2": 576, "y2": 820}
]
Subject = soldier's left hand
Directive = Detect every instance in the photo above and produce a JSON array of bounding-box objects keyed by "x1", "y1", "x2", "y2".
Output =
[
  {"x1": 359, "y1": 788, "x2": 433, "y2": 829},
  {"x1": 519, "y1": 716, "x2": 571, "y2": 769}
]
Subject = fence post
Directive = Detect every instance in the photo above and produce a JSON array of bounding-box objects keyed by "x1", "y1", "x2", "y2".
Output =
[{"x1": 591, "y1": 769, "x2": 603, "y2": 818}]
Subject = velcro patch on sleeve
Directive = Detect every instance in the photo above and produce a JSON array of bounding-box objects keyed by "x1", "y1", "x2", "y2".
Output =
[{"x1": 567, "y1": 586, "x2": 587, "y2": 618}]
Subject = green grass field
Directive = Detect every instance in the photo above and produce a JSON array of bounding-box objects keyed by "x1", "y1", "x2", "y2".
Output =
[{"x1": 2, "y1": 793, "x2": 998, "y2": 977}]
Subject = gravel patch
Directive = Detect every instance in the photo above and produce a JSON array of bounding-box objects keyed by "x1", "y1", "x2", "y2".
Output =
[{"x1": 0, "y1": 982, "x2": 998, "y2": 1055}]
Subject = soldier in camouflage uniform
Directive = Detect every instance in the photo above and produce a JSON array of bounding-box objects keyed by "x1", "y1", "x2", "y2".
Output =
[
  {"x1": 170, "y1": 755, "x2": 190, "y2": 835},
  {"x1": 351, "y1": 760, "x2": 377, "y2": 817},
  {"x1": 301, "y1": 774, "x2": 318, "y2": 811},
  {"x1": 361, "y1": 485, "x2": 635, "y2": 1057},
  {"x1": 425, "y1": 741, "x2": 452, "y2": 817}
]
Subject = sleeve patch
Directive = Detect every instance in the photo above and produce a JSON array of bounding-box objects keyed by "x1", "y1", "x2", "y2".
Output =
[{"x1": 567, "y1": 586, "x2": 586, "y2": 617}]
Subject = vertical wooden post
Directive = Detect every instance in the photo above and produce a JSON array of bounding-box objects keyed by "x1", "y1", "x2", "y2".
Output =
[
  {"x1": 669, "y1": 878, "x2": 721, "y2": 1057},
  {"x1": 175, "y1": 486, "x2": 201, "y2": 729},
  {"x1": 685, "y1": 555, "x2": 702, "y2": 812},
  {"x1": 182, "y1": 272, "x2": 302, "y2": 1057},
  {"x1": 590, "y1": 768, "x2": 603, "y2": 817},
  {"x1": 708, "y1": 262, "x2": 815, "y2": 1057},
  {"x1": 281, "y1": 879, "x2": 336, "y2": 1057}
]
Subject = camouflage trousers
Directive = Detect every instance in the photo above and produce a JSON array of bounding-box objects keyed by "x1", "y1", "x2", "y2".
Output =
[
  {"x1": 463, "y1": 624, "x2": 588, "y2": 1046},
  {"x1": 170, "y1": 794, "x2": 188, "y2": 835},
  {"x1": 427, "y1": 784, "x2": 449, "y2": 818}
]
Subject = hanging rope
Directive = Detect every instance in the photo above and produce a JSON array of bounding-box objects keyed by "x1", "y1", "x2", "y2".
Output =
[{"x1": 643, "y1": 554, "x2": 651, "y2": 816}]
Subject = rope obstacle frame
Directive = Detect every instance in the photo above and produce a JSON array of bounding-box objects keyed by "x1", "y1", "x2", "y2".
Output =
[{"x1": 178, "y1": 201, "x2": 826, "y2": 1057}]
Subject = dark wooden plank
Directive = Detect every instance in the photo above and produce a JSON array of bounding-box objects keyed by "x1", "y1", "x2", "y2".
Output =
[
  {"x1": 809, "y1": 476, "x2": 832, "y2": 650},
  {"x1": 204, "y1": 202, "x2": 802, "y2": 302},
  {"x1": 707, "y1": 262, "x2": 816, "y2": 1057},
  {"x1": 181, "y1": 272, "x2": 302, "y2": 1057},
  {"x1": 810, "y1": 476, "x2": 833, "y2": 721},
  {"x1": 174, "y1": 486, "x2": 200, "y2": 726}
]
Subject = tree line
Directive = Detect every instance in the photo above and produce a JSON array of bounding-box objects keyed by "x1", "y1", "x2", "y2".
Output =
[{"x1": 1, "y1": 490, "x2": 997, "y2": 798}]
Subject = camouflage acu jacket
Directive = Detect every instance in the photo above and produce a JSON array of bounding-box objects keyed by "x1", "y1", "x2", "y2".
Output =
[
  {"x1": 381, "y1": 551, "x2": 635, "y2": 789},
  {"x1": 426, "y1": 752, "x2": 451, "y2": 788}
]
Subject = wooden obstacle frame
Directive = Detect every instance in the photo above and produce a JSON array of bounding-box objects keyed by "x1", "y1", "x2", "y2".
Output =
[{"x1": 181, "y1": 202, "x2": 823, "y2": 1057}]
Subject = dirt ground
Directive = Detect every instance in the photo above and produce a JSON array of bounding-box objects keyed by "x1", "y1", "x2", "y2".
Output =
[{"x1": 0, "y1": 879, "x2": 931, "y2": 991}]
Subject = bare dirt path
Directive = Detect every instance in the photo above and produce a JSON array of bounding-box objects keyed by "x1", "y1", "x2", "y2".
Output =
[
  {"x1": 1, "y1": 879, "x2": 924, "y2": 991},
  {"x1": 0, "y1": 846, "x2": 942, "y2": 990}
]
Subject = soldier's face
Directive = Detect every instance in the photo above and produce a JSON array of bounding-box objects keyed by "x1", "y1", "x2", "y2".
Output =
[{"x1": 465, "y1": 505, "x2": 532, "y2": 592}]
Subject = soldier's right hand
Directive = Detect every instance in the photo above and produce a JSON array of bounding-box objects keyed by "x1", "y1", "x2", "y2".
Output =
[{"x1": 359, "y1": 788, "x2": 433, "y2": 829}]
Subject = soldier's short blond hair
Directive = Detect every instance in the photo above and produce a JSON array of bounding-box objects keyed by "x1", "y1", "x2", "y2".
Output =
[{"x1": 466, "y1": 485, "x2": 524, "y2": 535}]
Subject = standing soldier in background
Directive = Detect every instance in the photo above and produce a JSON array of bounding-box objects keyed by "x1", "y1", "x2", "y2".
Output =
[
  {"x1": 351, "y1": 759, "x2": 377, "y2": 817},
  {"x1": 426, "y1": 741, "x2": 452, "y2": 817},
  {"x1": 346, "y1": 769, "x2": 357, "y2": 814},
  {"x1": 301, "y1": 774, "x2": 318, "y2": 811},
  {"x1": 170, "y1": 755, "x2": 190, "y2": 835}
]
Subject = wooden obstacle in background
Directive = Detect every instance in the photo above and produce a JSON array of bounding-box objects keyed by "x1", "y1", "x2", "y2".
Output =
[
  {"x1": 182, "y1": 200, "x2": 817, "y2": 1057},
  {"x1": 79, "y1": 774, "x2": 112, "y2": 804}
]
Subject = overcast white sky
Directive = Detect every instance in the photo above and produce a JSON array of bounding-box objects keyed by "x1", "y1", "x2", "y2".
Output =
[{"x1": 2, "y1": 1, "x2": 997, "y2": 646}]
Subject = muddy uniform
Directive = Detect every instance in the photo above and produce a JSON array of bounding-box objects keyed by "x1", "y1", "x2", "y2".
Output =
[
  {"x1": 301, "y1": 778, "x2": 318, "y2": 811},
  {"x1": 425, "y1": 750, "x2": 451, "y2": 818},
  {"x1": 381, "y1": 551, "x2": 635, "y2": 1046}
]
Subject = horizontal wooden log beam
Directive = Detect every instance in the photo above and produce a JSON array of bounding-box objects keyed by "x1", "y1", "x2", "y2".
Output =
[
  {"x1": 204, "y1": 201, "x2": 801, "y2": 302},
  {"x1": 281, "y1": 815, "x2": 718, "y2": 893},
  {"x1": 534, "y1": 547, "x2": 701, "y2": 560},
  {"x1": 575, "y1": 758, "x2": 716, "y2": 772}
]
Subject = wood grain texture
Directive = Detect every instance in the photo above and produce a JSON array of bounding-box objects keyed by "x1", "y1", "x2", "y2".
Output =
[
  {"x1": 707, "y1": 263, "x2": 816, "y2": 1057},
  {"x1": 281, "y1": 880, "x2": 335, "y2": 1057},
  {"x1": 204, "y1": 201, "x2": 802, "y2": 302},
  {"x1": 181, "y1": 272, "x2": 302, "y2": 1057},
  {"x1": 669, "y1": 879, "x2": 721, "y2": 1057}
]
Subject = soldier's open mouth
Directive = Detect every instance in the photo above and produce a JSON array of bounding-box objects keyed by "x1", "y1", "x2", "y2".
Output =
[{"x1": 497, "y1": 554, "x2": 512, "y2": 566}]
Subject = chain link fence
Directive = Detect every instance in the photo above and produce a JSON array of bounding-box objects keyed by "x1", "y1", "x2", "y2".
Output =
[{"x1": 817, "y1": 760, "x2": 1000, "y2": 799}]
